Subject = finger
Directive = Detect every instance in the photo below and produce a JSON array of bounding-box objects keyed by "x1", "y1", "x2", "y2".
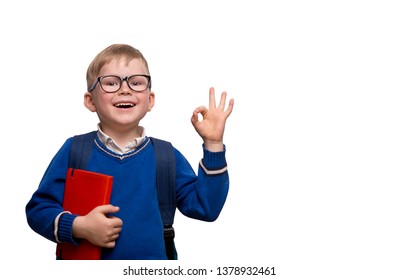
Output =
[
  {"x1": 107, "y1": 229, "x2": 121, "y2": 238},
  {"x1": 194, "y1": 106, "x2": 207, "y2": 115},
  {"x1": 109, "y1": 216, "x2": 123, "y2": 227},
  {"x1": 218, "y1": 91, "x2": 227, "y2": 111},
  {"x1": 113, "y1": 225, "x2": 123, "y2": 233},
  {"x1": 224, "y1": 98, "x2": 234, "y2": 117},
  {"x1": 103, "y1": 240, "x2": 116, "y2": 248},
  {"x1": 191, "y1": 108, "x2": 199, "y2": 125},
  {"x1": 209, "y1": 87, "x2": 216, "y2": 109},
  {"x1": 103, "y1": 227, "x2": 122, "y2": 245},
  {"x1": 191, "y1": 106, "x2": 207, "y2": 125},
  {"x1": 111, "y1": 233, "x2": 120, "y2": 240},
  {"x1": 95, "y1": 204, "x2": 120, "y2": 215}
]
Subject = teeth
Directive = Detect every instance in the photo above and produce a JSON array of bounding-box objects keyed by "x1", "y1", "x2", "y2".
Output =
[{"x1": 115, "y1": 103, "x2": 134, "y2": 108}]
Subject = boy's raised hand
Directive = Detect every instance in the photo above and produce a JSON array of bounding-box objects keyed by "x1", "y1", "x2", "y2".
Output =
[{"x1": 191, "y1": 87, "x2": 234, "y2": 152}]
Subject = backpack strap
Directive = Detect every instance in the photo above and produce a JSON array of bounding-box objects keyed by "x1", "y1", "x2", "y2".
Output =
[
  {"x1": 68, "y1": 131, "x2": 97, "y2": 170},
  {"x1": 150, "y1": 137, "x2": 176, "y2": 226},
  {"x1": 150, "y1": 137, "x2": 177, "y2": 260}
]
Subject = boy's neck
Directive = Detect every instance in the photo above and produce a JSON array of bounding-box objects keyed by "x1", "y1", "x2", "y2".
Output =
[{"x1": 98, "y1": 124, "x2": 144, "y2": 148}]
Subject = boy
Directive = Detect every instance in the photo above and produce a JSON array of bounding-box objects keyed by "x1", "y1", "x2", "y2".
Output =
[{"x1": 26, "y1": 44, "x2": 234, "y2": 260}]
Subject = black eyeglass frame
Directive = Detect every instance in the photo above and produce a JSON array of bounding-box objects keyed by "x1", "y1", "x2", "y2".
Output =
[{"x1": 89, "y1": 74, "x2": 151, "y2": 93}]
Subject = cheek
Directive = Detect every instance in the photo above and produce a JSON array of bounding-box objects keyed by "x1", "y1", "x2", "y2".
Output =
[
  {"x1": 92, "y1": 95, "x2": 112, "y2": 112},
  {"x1": 95, "y1": 94, "x2": 112, "y2": 105}
]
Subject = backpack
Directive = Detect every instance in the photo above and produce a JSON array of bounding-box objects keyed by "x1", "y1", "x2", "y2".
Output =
[{"x1": 68, "y1": 131, "x2": 177, "y2": 260}]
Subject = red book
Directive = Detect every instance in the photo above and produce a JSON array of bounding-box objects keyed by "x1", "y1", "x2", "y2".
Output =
[{"x1": 56, "y1": 168, "x2": 113, "y2": 260}]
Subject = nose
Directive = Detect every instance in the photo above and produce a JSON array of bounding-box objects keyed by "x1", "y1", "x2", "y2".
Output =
[{"x1": 119, "y1": 79, "x2": 132, "y2": 95}]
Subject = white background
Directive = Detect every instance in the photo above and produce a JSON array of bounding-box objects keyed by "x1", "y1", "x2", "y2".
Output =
[{"x1": 1, "y1": 0, "x2": 397, "y2": 279}]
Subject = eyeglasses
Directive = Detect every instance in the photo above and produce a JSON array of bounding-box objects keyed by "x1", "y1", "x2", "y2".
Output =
[{"x1": 89, "y1": 75, "x2": 151, "y2": 93}]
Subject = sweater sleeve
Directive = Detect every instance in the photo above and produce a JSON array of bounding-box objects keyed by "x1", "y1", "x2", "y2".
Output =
[
  {"x1": 25, "y1": 138, "x2": 74, "y2": 243},
  {"x1": 175, "y1": 145, "x2": 229, "y2": 222}
]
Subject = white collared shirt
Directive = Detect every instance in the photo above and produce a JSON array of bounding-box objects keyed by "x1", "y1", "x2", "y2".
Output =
[{"x1": 97, "y1": 124, "x2": 146, "y2": 155}]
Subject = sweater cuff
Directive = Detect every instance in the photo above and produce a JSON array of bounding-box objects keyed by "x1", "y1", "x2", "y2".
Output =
[
  {"x1": 201, "y1": 144, "x2": 227, "y2": 174},
  {"x1": 57, "y1": 213, "x2": 79, "y2": 245}
]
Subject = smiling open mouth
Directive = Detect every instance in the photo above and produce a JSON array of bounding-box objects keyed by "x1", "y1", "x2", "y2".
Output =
[{"x1": 114, "y1": 103, "x2": 135, "y2": 109}]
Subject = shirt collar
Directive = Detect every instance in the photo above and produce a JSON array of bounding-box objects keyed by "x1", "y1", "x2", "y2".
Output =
[{"x1": 97, "y1": 124, "x2": 146, "y2": 155}]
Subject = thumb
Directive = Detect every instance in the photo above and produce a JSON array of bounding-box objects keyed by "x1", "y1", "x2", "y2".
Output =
[{"x1": 94, "y1": 204, "x2": 120, "y2": 215}]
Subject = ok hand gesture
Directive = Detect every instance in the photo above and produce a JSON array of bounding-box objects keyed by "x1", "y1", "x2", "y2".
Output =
[{"x1": 191, "y1": 87, "x2": 234, "y2": 152}]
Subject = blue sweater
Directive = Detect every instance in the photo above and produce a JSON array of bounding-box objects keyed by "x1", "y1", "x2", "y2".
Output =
[{"x1": 26, "y1": 135, "x2": 229, "y2": 260}]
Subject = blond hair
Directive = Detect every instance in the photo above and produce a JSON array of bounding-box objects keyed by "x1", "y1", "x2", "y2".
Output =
[{"x1": 86, "y1": 44, "x2": 150, "y2": 91}]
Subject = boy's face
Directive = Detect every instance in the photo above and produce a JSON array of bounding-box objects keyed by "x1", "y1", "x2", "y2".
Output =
[{"x1": 84, "y1": 58, "x2": 155, "y2": 134}]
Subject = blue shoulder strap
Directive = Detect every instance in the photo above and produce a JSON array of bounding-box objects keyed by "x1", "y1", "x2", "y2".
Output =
[
  {"x1": 68, "y1": 131, "x2": 97, "y2": 170},
  {"x1": 149, "y1": 137, "x2": 176, "y2": 227},
  {"x1": 150, "y1": 137, "x2": 177, "y2": 260}
]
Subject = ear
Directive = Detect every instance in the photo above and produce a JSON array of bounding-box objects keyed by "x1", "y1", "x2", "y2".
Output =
[
  {"x1": 84, "y1": 92, "x2": 97, "y2": 112},
  {"x1": 147, "y1": 91, "x2": 155, "y2": 112}
]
